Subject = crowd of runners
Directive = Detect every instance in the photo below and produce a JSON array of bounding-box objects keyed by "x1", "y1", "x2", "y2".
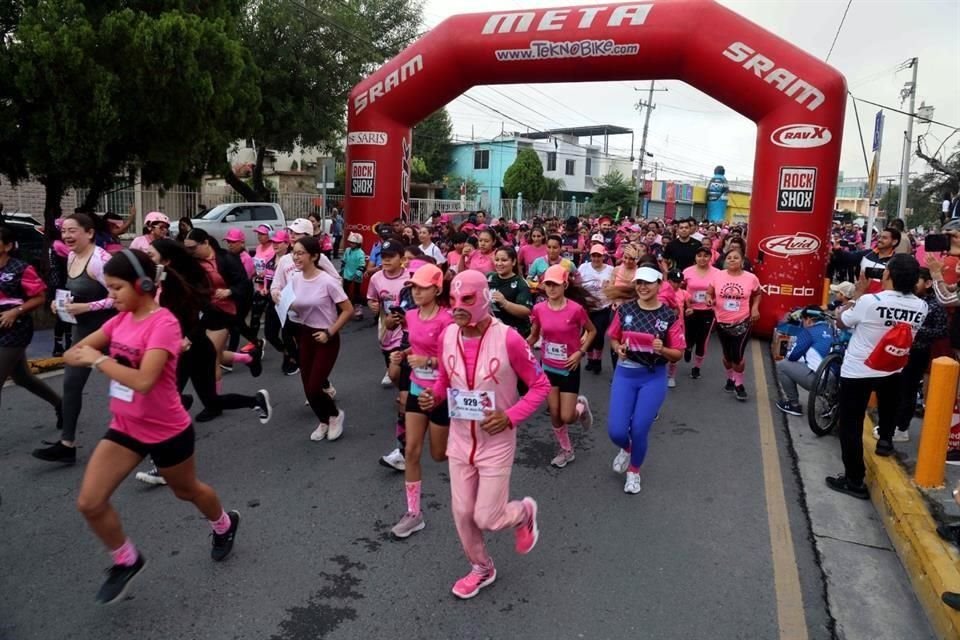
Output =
[{"x1": 1, "y1": 207, "x2": 771, "y2": 603}]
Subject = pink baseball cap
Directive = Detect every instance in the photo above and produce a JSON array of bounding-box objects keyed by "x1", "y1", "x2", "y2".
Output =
[
  {"x1": 254, "y1": 224, "x2": 272, "y2": 235},
  {"x1": 410, "y1": 263, "x2": 443, "y2": 289},
  {"x1": 542, "y1": 264, "x2": 569, "y2": 285},
  {"x1": 223, "y1": 228, "x2": 245, "y2": 243},
  {"x1": 270, "y1": 229, "x2": 290, "y2": 243}
]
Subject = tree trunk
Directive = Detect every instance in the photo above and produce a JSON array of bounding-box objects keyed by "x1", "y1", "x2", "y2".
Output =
[
  {"x1": 250, "y1": 146, "x2": 270, "y2": 201},
  {"x1": 80, "y1": 171, "x2": 113, "y2": 213},
  {"x1": 41, "y1": 175, "x2": 65, "y2": 238},
  {"x1": 223, "y1": 163, "x2": 259, "y2": 201}
]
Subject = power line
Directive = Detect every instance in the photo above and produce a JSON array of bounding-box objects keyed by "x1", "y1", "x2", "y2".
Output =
[
  {"x1": 849, "y1": 92, "x2": 959, "y2": 130},
  {"x1": 825, "y1": 0, "x2": 853, "y2": 63}
]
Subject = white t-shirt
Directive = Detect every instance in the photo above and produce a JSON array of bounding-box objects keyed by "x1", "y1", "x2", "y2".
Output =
[
  {"x1": 840, "y1": 290, "x2": 928, "y2": 379},
  {"x1": 420, "y1": 242, "x2": 446, "y2": 265},
  {"x1": 577, "y1": 262, "x2": 615, "y2": 308},
  {"x1": 944, "y1": 199, "x2": 952, "y2": 215}
]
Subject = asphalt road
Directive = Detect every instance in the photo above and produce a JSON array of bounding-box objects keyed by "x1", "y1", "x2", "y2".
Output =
[{"x1": 1, "y1": 319, "x2": 836, "y2": 640}]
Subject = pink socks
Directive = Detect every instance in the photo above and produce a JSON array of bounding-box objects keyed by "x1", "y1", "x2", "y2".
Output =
[
  {"x1": 405, "y1": 481, "x2": 421, "y2": 516},
  {"x1": 233, "y1": 352, "x2": 252, "y2": 366},
  {"x1": 575, "y1": 402, "x2": 584, "y2": 418},
  {"x1": 215, "y1": 379, "x2": 223, "y2": 395},
  {"x1": 694, "y1": 355, "x2": 704, "y2": 367},
  {"x1": 553, "y1": 425, "x2": 572, "y2": 452},
  {"x1": 667, "y1": 362, "x2": 677, "y2": 378},
  {"x1": 724, "y1": 367, "x2": 733, "y2": 380},
  {"x1": 732, "y1": 370, "x2": 745, "y2": 386},
  {"x1": 110, "y1": 538, "x2": 139, "y2": 567},
  {"x1": 627, "y1": 464, "x2": 641, "y2": 474},
  {"x1": 210, "y1": 510, "x2": 232, "y2": 535}
]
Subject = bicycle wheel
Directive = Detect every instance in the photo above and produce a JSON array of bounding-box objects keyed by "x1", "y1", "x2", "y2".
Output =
[{"x1": 808, "y1": 353, "x2": 843, "y2": 436}]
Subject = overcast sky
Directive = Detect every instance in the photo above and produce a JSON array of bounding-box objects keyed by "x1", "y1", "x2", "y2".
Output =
[{"x1": 420, "y1": 0, "x2": 960, "y2": 186}]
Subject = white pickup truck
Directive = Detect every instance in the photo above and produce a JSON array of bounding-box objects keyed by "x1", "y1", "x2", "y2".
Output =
[{"x1": 191, "y1": 202, "x2": 287, "y2": 246}]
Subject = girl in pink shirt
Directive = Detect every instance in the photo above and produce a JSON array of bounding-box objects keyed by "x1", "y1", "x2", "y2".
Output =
[
  {"x1": 682, "y1": 246, "x2": 721, "y2": 379},
  {"x1": 387, "y1": 264, "x2": 455, "y2": 539},
  {"x1": 707, "y1": 248, "x2": 762, "y2": 401},
  {"x1": 465, "y1": 229, "x2": 498, "y2": 274},
  {"x1": 661, "y1": 269, "x2": 689, "y2": 388},
  {"x1": 517, "y1": 227, "x2": 548, "y2": 278},
  {"x1": 528, "y1": 265, "x2": 597, "y2": 469},
  {"x1": 66, "y1": 248, "x2": 239, "y2": 605}
]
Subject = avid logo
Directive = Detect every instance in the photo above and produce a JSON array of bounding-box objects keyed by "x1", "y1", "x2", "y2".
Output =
[
  {"x1": 759, "y1": 232, "x2": 821, "y2": 257},
  {"x1": 770, "y1": 124, "x2": 832, "y2": 149}
]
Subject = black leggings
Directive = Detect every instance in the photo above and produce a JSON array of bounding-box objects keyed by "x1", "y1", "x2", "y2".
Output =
[
  {"x1": 249, "y1": 292, "x2": 270, "y2": 342},
  {"x1": 895, "y1": 348, "x2": 930, "y2": 430},
  {"x1": 716, "y1": 321, "x2": 752, "y2": 364},
  {"x1": 838, "y1": 373, "x2": 901, "y2": 485},
  {"x1": 228, "y1": 297, "x2": 255, "y2": 352},
  {"x1": 178, "y1": 334, "x2": 257, "y2": 412},
  {"x1": 587, "y1": 308, "x2": 611, "y2": 354},
  {"x1": 685, "y1": 309, "x2": 715, "y2": 357},
  {"x1": 299, "y1": 327, "x2": 340, "y2": 422},
  {"x1": 262, "y1": 298, "x2": 285, "y2": 354},
  {"x1": 0, "y1": 346, "x2": 61, "y2": 411}
]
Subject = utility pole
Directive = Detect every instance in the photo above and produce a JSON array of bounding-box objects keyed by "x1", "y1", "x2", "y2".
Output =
[
  {"x1": 897, "y1": 57, "x2": 918, "y2": 221},
  {"x1": 634, "y1": 81, "x2": 656, "y2": 219}
]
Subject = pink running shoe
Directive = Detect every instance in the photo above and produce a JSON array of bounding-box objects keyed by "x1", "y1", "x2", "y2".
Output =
[
  {"x1": 514, "y1": 497, "x2": 539, "y2": 555},
  {"x1": 451, "y1": 564, "x2": 497, "y2": 599}
]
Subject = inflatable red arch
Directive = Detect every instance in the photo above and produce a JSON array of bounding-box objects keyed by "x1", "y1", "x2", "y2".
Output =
[{"x1": 345, "y1": 0, "x2": 846, "y2": 334}]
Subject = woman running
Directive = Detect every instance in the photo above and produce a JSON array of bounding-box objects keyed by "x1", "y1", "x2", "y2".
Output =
[
  {"x1": 606, "y1": 265, "x2": 685, "y2": 494},
  {"x1": 661, "y1": 269, "x2": 689, "y2": 388},
  {"x1": 487, "y1": 246, "x2": 533, "y2": 338},
  {"x1": 578, "y1": 244, "x2": 615, "y2": 374},
  {"x1": 389, "y1": 264, "x2": 454, "y2": 538},
  {"x1": 68, "y1": 249, "x2": 240, "y2": 604},
  {"x1": 528, "y1": 265, "x2": 597, "y2": 469},
  {"x1": 463, "y1": 229, "x2": 498, "y2": 274},
  {"x1": 34, "y1": 214, "x2": 116, "y2": 463},
  {"x1": 682, "y1": 246, "x2": 720, "y2": 380},
  {"x1": 289, "y1": 236, "x2": 353, "y2": 442},
  {"x1": 707, "y1": 247, "x2": 761, "y2": 401},
  {"x1": 0, "y1": 225, "x2": 62, "y2": 418},
  {"x1": 248, "y1": 224, "x2": 276, "y2": 342},
  {"x1": 417, "y1": 269, "x2": 551, "y2": 599}
]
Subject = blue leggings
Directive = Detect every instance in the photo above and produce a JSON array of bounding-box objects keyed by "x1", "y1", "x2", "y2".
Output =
[{"x1": 607, "y1": 365, "x2": 668, "y2": 468}]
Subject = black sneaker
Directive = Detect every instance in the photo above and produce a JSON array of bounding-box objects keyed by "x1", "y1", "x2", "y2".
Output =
[
  {"x1": 683, "y1": 349, "x2": 692, "y2": 363},
  {"x1": 32, "y1": 441, "x2": 76, "y2": 464},
  {"x1": 776, "y1": 400, "x2": 802, "y2": 416},
  {"x1": 724, "y1": 379, "x2": 735, "y2": 393},
  {"x1": 181, "y1": 394, "x2": 194, "y2": 411},
  {"x1": 943, "y1": 592, "x2": 960, "y2": 612},
  {"x1": 947, "y1": 450, "x2": 960, "y2": 466},
  {"x1": 52, "y1": 342, "x2": 64, "y2": 358},
  {"x1": 936, "y1": 523, "x2": 960, "y2": 546},
  {"x1": 195, "y1": 408, "x2": 222, "y2": 423},
  {"x1": 825, "y1": 474, "x2": 869, "y2": 500},
  {"x1": 249, "y1": 341, "x2": 263, "y2": 378},
  {"x1": 735, "y1": 385, "x2": 748, "y2": 401},
  {"x1": 211, "y1": 510, "x2": 240, "y2": 561},
  {"x1": 254, "y1": 389, "x2": 272, "y2": 424},
  {"x1": 281, "y1": 359, "x2": 300, "y2": 376},
  {"x1": 95, "y1": 554, "x2": 146, "y2": 605},
  {"x1": 690, "y1": 367, "x2": 701, "y2": 380},
  {"x1": 875, "y1": 439, "x2": 894, "y2": 457}
]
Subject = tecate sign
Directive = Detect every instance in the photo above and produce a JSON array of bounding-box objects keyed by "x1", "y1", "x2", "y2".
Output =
[
  {"x1": 760, "y1": 232, "x2": 822, "y2": 257},
  {"x1": 347, "y1": 131, "x2": 388, "y2": 146},
  {"x1": 771, "y1": 124, "x2": 832, "y2": 149}
]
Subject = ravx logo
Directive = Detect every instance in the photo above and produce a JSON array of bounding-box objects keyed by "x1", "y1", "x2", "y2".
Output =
[{"x1": 482, "y1": 4, "x2": 653, "y2": 35}]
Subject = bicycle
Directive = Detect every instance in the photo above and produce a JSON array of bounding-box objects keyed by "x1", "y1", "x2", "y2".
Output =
[{"x1": 807, "y1": 311, "x2": 849, "y2": 436}]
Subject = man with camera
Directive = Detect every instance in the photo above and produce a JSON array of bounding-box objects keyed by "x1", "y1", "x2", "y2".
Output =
[{"x1": 859, "y1": 227, "x2": 899, "y2": 294}]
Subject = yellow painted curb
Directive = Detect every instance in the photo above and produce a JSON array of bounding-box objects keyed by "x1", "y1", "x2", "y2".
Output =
[
  {"x1": 27, "y1": 357, "x2": 63, "y2": 375},
  {"x1": 863, "y1": 414, "x2": 960, "y2": 640}
]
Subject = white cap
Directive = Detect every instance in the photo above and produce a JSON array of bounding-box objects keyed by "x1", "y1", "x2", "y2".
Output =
[
  {"x1": 635, "y1": 266, "x2": 663, "y2": 283},
  {"x1": 288, "y1": 218, "x2": 313, "y2": 235}
]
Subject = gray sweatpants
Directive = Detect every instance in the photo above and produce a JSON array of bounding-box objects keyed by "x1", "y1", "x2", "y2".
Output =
[
  {"x1": 776, "y1": 359, "x2": 816, "y2": 404},
  {"x1": 0, "y1": 346, "x2": 61, "y2": 412}
]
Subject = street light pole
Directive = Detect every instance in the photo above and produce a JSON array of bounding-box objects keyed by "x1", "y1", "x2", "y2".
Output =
[
  {"x1": 897, "y1": 57, "x2": 918, "y2": 221},
  {"x1": 635, "y1": 81, "x2": 655, "y2": 219}
]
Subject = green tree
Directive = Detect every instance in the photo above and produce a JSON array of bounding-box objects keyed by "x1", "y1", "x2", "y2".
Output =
[
  {"x1": 226, "y1": 0, "x2": 422, "y2": 201},
  {"x1": 412, "y1": 108, "x2": 453, "y2": 184},
  {"x1": 590, "y1": 170, "x2": 636, "y2": 215},
  {"x1": 1, "y1": 1, "x2": 260, "y2": 230},
  {"x1": 443, "y1": 174, "x2": 480, "y2": 201},
  {"x1": 542, "y1": 177, "x2": 564, "y2": 202},
  {"x1": 502, "y1": 148, "x2": 545, "y2": 203}
]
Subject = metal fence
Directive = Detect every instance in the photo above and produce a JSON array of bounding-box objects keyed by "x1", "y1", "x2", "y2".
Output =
[{"x1": 499, "y1": 199, "x2": 593, "y2": 221}]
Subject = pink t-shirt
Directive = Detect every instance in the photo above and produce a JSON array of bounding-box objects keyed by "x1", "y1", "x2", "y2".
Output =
[
  {"x1": 129, "y1": 235, "x2": 152, "y2": 252},
  {"x1": 530, "y1": 299, "x2": 589, "y2": 373},
  {"x1": 290, "y1": 271, "x2": 348, "y2": 329},
  {"x1": 467, "y1": 250, "x2": 496, "y2": 274},
  {"x1": 367, "y1": 269, "x2": 407, "y2": 350},
  {"x1": 238, "y1": 251, "x2": 255, "y2": 278},
  {"x1": 711, "y1": 270, "x2": 761, "y2": 324},
  {"x1": 518, "y1": 244, "x2": 547, "y2": 274},
  {"x1": 683, "y1": 265, "x2": 720, "y2": 311},
  {"x1": 447, "y1": 250, "x2": 463, "y2": 274},
  {"x1": 101, "y1": 309, "x2": 191, "y2": 444},
  {"x1": 406, "y1": 307, "x2": 454, "y2": 388}
]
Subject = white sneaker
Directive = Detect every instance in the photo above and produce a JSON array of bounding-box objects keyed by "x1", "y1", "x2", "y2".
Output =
[
  {"x1": 612, "y1": 449, "x2": 630, "y2": 474},
  {"x1": 379, "y1": 447, "x2": 406, "y2": 471},
  {"x1": 624, "y1": 471, "x2": 642, "y2": 494},
  {"x1": 327, "y1": 409, "x2": 345, "y2": 441},
  {"x1": 667, "y1": 377, "x2": 677, "y2": 388},
  {"x1": 381, "y1": 372, "x2": 392, "y2": 388},
  {"x1": 872, "y1": 425, "x2": 910, "y2": 442},
  {"x1": 310, "y1": 423, "x2": 328, "y2": 441},
  {"x1": 135, "y1": 467, "x2": 167, "y2": 486},
  {"x1": 550, "y1": 449, "x2": 575, "y2": 468},
  {"x1": 323, "y1": 383, "x2": 337, "y2": 399},
  {"x1": 577, "y1": 395, "x2": 593, "y2": 430}
]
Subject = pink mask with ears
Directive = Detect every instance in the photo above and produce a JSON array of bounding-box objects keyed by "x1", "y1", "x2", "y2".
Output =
[{"x1": 450, "y1": 270, "x2": 491, "y2": 326}]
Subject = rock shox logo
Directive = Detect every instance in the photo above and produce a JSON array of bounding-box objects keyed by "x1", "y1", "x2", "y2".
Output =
[
  {"x1": 776, "y1": 167, "x2": 817, "y2": 213},
  {"x1": 351, "y1": 161, "x2": 376, "y2": 197},
  {"x1": 771, "y1": 124, "x2": 832, "y2": 149},
  {"x1": 759, "y1": 232, "x2": 821, "y2": 258}
]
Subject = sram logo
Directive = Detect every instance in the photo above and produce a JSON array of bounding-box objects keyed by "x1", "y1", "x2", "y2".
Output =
[
  {"x1": 722, "y1": 42, "x2": 825, "y2": 111},
  {"x1": 354, "y1": 55, "x2": 423, "y2": 116},
  {"x1": 760, "y1": 232, "x2": 822, "y2": 257},
  {"x1": 771, "y1": 124, "x2": 832, "y2": 148}
]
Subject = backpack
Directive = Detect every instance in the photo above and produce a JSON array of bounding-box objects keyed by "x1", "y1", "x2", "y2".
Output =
[{"x1": 864, "y1": 322, "x2": 913, "y2": 372}]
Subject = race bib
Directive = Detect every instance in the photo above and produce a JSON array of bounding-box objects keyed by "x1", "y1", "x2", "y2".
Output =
[
  {"x1": 544, "y1": 341, "x2": 568, "y2": 361},
  {"x1": 109, "y1": 380, "x2": 135, "y2": 403},
  {"x1": 628, "y1": 333, "x2": 655, "y2": 353},
  {"x1": 253, "y1": 258, "x2": 266, "y2": 276},
  {"x1": 693, "y1": 291, "x2": 707, "y2": 303},
  {"x1": 447, "y1": 389, "x2": 496, "y2": 421},
  {"x1": 413, "y1": 366, "x2": 438, "y2": 381},
  {"x1": 724, "y1": 299, "x2": 741, "y2": 312}
]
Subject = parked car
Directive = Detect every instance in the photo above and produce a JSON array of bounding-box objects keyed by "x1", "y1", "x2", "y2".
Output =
[
  {"x1": 191, "y1": 202, "x2": 287, "y2": 246},
  {"x1": 0, "y1": 211, "x2": 46, "y2": 269}
]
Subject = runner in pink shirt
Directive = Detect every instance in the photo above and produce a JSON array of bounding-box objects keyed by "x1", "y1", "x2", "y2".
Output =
[
  {"x1": 66, "y1": 248, "x2": 239, "y2": 605},
  {"x1": 464, "y1": 229, "x2": 498, "y2": 274},
  {"x1": 388, "y1": 264, "x2": 455, "y2": 539},
  {"x1": 661, "y1": 269, "x2": 689, "y2": 388},
  {"x1": 707, "y1": 247, "x2": 761, "y2": 401},
  {"x1": 517, "y1": 227, "x2": 548, "y2": 278},
  {"x1": 682, "y1": 246, "x2": 720, "y2": 380},
  {"x1": 528, "y1": 265, "x2": 597, "y2": 469}
]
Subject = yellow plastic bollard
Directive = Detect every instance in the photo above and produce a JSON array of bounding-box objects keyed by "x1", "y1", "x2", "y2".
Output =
[
  {"x1": 822, "y1": 277, "x2": 830, "y2": 308},
  {"x1": 915, "y1": 357, "x2": 960, "y2": 488}
]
